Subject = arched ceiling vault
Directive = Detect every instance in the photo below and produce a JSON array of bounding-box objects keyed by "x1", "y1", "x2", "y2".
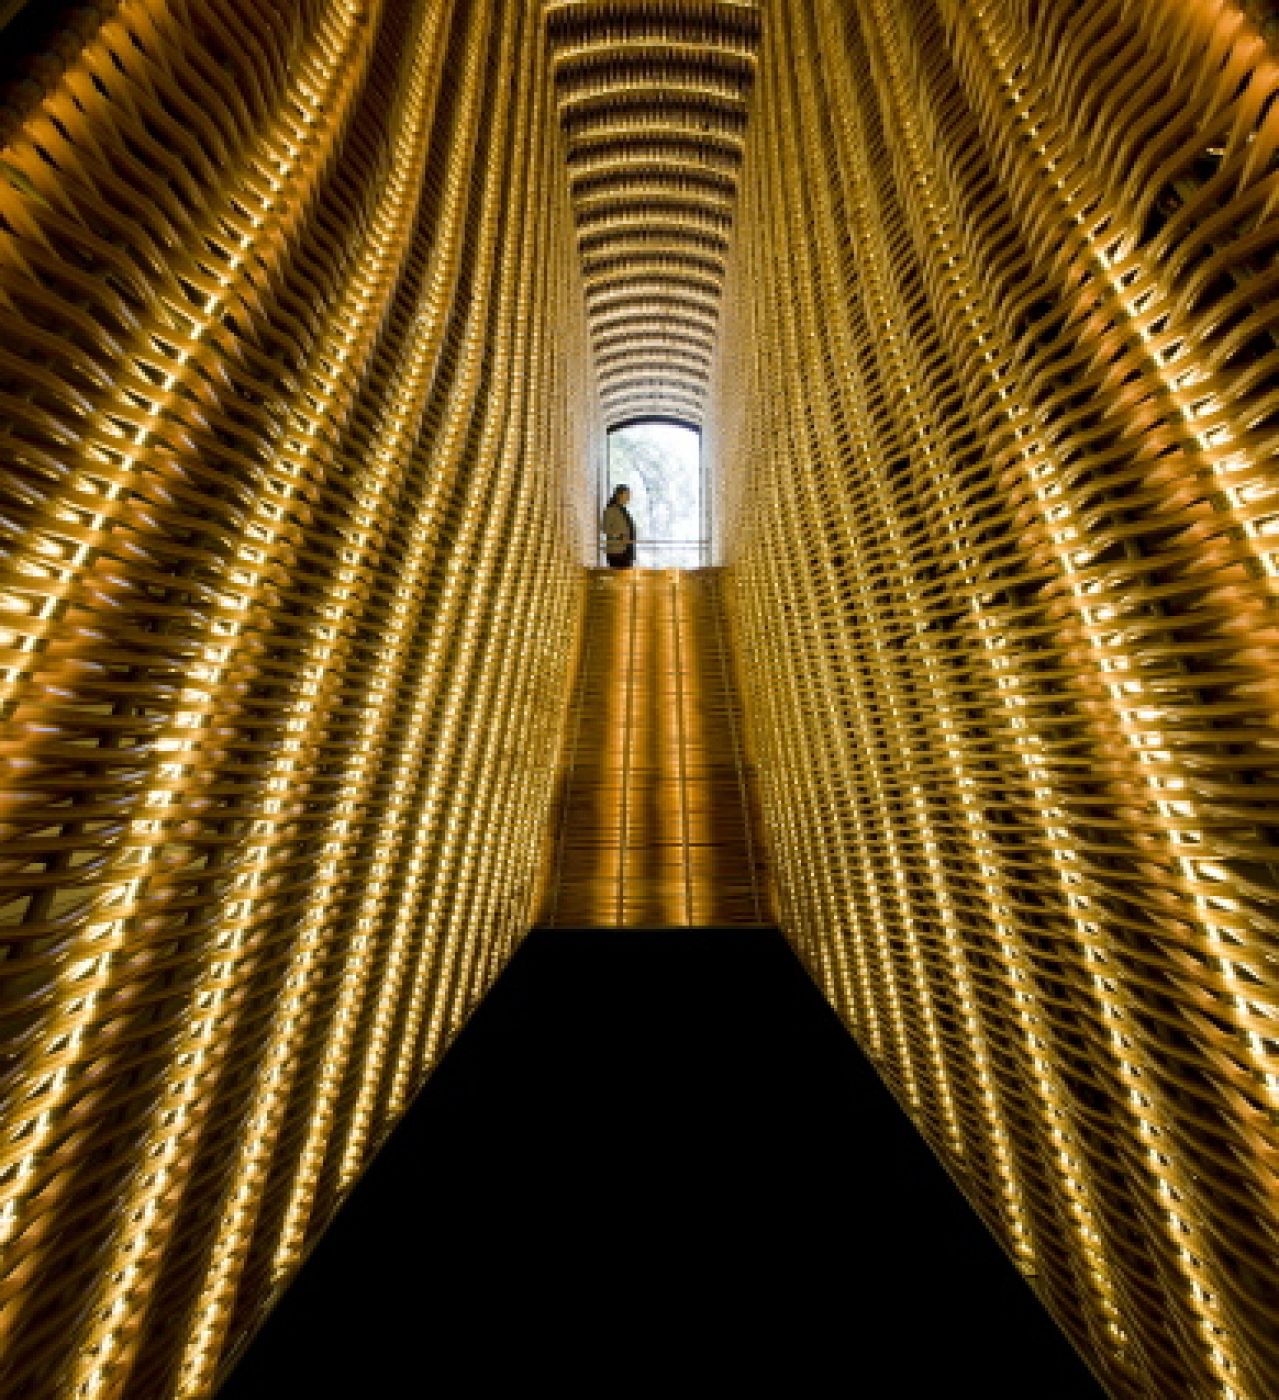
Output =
[{"x1": 546, "y1": 0, "x2": 761, "y2": 430}]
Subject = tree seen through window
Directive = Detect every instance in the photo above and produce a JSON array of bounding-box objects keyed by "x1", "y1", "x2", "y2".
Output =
[{"x1": 606, "y1": 422, "x2": 704, "y2": 568}]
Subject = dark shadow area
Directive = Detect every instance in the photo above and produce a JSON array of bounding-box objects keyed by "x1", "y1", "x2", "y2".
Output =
[
  {"x1": 0, "y1": 1, "x2": 72, "y2": 85},
  {"x1": 219, "y1": 928, "x2": 1104, "y2": 1398}
]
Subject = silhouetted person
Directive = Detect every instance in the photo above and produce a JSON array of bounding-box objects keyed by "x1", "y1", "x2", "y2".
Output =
[{"x1": 602, "y1": 484, "x2": 636, "y2": 569}]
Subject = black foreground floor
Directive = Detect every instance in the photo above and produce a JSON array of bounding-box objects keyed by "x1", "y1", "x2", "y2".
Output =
[{"x1": 219, "y1": 929, "x2": 1104, "y2": 1398}]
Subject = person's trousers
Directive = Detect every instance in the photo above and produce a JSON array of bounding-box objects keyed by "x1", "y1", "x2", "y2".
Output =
[{"x1": 606, "y1": 545, "x2": 635, "y2": 568}]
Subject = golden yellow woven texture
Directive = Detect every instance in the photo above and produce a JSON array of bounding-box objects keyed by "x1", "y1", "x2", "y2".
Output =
[
  {"x1": 546, "y1": 0, "x2": 759, "y2": 428},
  {"x1": 0, "y1": 2, "x2": 592, "y2": 1395},
  {"x1": 714, "y1": 1, "x2": 1279, "y2": 1394},
  {"x1": 540, "y1": 568, "x2": 769, "y2": 927}
]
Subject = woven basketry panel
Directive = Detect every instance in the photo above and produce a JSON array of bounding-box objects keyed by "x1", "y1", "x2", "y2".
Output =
[
  {"x1": 0, "y1": 2, "x2": 592, "y2": 1394},
  {"x1": 714, "y1": 1, "x2": 1279, "y2": 1395}
]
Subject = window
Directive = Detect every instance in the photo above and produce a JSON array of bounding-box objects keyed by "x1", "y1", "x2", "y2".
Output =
[{"x1": 604, "y1": 420, "x2": 706, "y2": 568}]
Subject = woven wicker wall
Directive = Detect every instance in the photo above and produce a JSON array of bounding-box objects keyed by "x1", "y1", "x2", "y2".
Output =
[
  {"x1": 714, "y1": 1, "x2": 1279, "y2": 1395},
  {"x1": 7, "y1": 0, "x2": 1279, "y2": 1394},
  {"x1": 0, "y1": 2, "x2": 593, "y2": 1395}
]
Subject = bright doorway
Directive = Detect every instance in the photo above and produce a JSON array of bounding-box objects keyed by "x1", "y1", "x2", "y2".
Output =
[{"x1": 603, "y1": 421, "x2": 706, "y2": 568}]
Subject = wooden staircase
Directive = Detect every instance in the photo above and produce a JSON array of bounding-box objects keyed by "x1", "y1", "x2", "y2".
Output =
[{"x1": 540, "y1": 568, "x2": 770, "y2": 928}]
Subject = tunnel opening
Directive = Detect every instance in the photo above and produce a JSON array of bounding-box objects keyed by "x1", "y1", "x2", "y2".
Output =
[{"x1": 603, "y1": 419, "x2": 706, "y2": 568}]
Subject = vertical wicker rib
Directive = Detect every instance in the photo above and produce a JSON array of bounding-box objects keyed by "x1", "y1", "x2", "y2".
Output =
[
  {"x1": 0, "y1": 3, "x2": 592, "y2": 1395},
  {"x1": 715, "y1": 2, "x2": 1279, "y2": 1395}
]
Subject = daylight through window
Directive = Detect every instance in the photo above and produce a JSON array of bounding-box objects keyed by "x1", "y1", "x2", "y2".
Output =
[{"x1": 605, "y1": 422, "x2": 706, "y2": 568}]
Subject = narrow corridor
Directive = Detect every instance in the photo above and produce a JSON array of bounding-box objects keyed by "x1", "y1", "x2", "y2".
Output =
[
  {"x1": 4, "y1": 2, "x2": 1279, "y2": 1393},
  {"x1": 220, "y1": 583, "x2": 1101, "y2": 1397}
]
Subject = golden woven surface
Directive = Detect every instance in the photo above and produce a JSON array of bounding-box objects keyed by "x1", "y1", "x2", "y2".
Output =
[
  {"x1": 0, "y1": 3, "x2": 592, "y2": 1395},
  {"x1": 540, "y1": 567, "x2": 768, "y2": 927},
  {"x1": 547, "y1": 0, "x2": 759, "y2": 428},
  {"x1": 714, "y1": 1, "x2": 1279, "y2": 1395},
  {"x1": 7, "y1": 0, "x2": 1279, "y2": 1395}
]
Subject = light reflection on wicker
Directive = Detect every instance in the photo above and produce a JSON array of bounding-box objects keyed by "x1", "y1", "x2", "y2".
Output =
[
  {"x1": 540, "y1": 567, "x2": 769, "y2": 928},
  {"x1": 715, "y1": 2, "x2": 1279, "y2": 1395},
  {"x1": 0, "y1": 2, "x2": 591, "y2": 1395}
]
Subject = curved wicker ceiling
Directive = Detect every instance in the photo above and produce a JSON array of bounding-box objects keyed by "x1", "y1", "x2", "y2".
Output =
[{"x1": 547, "y1": 0, "x2": 760, "y2": 428}]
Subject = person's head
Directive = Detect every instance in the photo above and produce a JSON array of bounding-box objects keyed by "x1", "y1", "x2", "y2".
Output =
[{"x1": 611, "y1": 484, "x2": 631, "y2": 506}]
